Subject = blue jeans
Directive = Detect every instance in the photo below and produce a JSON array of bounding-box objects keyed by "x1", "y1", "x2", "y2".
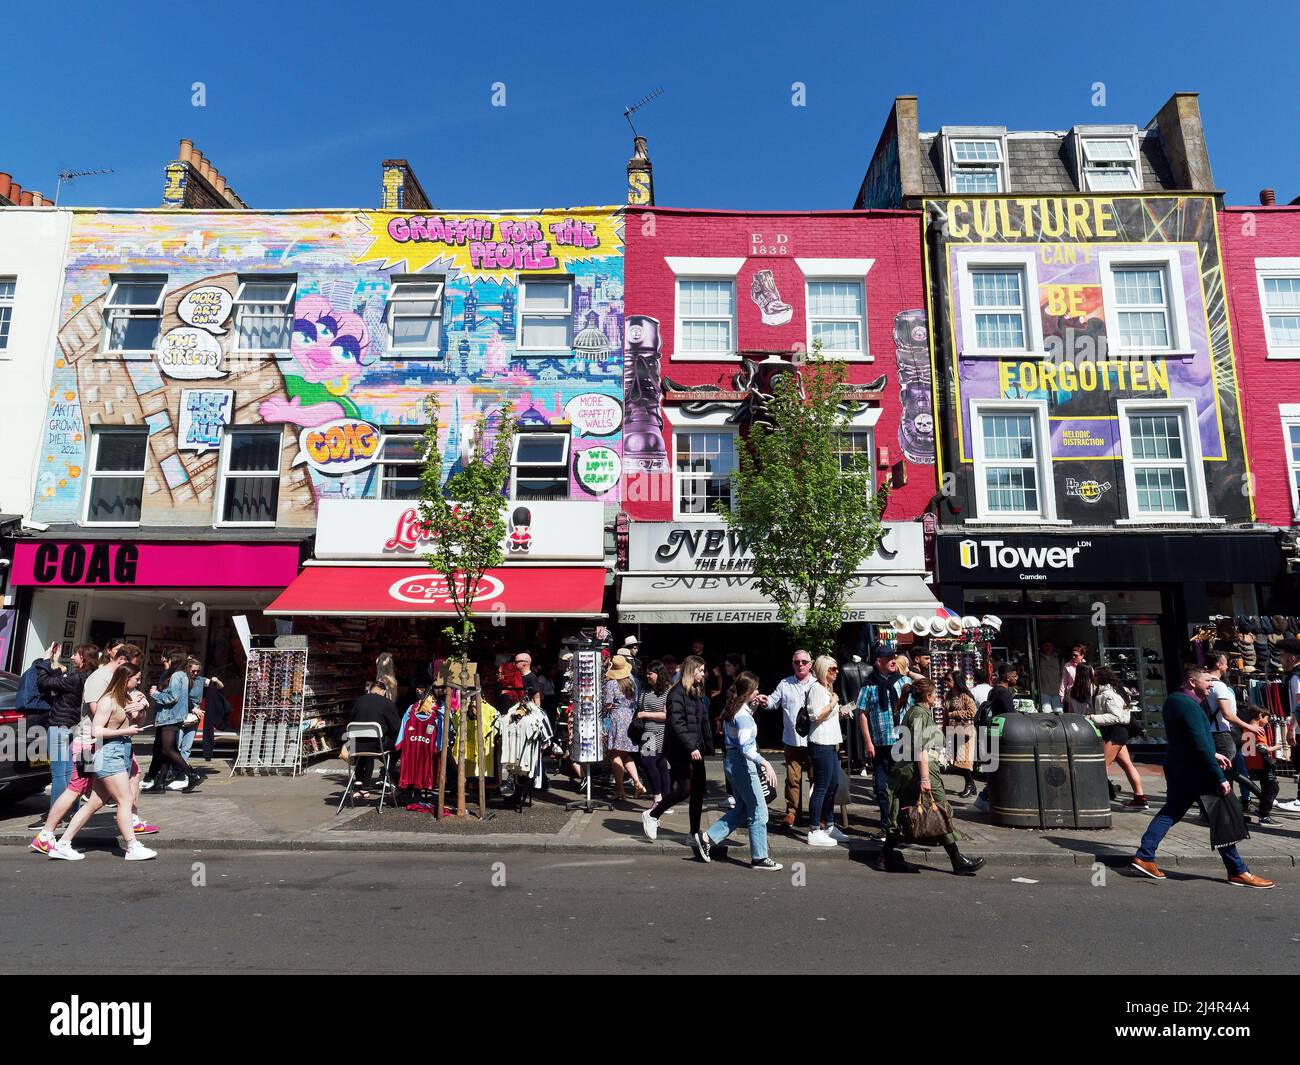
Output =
[
  {"x1": 1136, "y1": 781, "x2": 1248, "y2": 876},
  {"x1": 872, "y1": 748, "x2": 893, "y2": 824},
  {"x1": 179, "y1": 723, "x2": 197, "y2": 761},
  {"x1": 807, "y1": 742, "x2": 839, "y2": 828},
  {"x1": 48, "y1": 725, "x2": 73, "y2": 806},
  {"x1": 707, "y1": 751, "x2": 769, "y2": 861}
]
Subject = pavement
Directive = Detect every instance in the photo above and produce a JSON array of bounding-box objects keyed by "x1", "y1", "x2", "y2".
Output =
[
  {"x1": 3, "y1": 849, "x2": 1298, "y2": 975},
  {"x1": 4, "y1": 752, "x2": 1300, "y2": 870}
]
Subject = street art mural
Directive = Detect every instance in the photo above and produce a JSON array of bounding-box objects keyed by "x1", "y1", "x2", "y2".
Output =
[
  {"x1": 32, "y1": 209, "x2": 624, "y2": 526},
  {"x1": 926, "y1": 194, "x2": 1250, "y2": 523}
]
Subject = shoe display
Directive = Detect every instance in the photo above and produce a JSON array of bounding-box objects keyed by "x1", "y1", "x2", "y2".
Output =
[{"x1": 641, "y1": 810, "x2": 658, "y2": 841}]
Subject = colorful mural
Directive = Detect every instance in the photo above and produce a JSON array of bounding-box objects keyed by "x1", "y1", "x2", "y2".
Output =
[{"x1": 32, "y1": 208, "x2": 625, "y2": 526}]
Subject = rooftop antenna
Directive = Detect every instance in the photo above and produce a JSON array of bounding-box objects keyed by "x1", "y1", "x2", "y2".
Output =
[
  {"x1": 624, "y1": 87, "x2": 664, "y2": 137},
  {"x1": 55, "y1": 167, "x2": 115, "y2": 206}
]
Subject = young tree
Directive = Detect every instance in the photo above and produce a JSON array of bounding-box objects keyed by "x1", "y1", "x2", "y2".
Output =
[{"x1": 721, "y1": 347, "x2": 890, "y2": 655}]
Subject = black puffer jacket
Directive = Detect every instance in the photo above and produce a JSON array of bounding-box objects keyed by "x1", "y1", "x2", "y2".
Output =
[
  {"x1": 36, "y1": 662, "x2": 92, "y2": 729},
  {"x1": 662, "y1": 684, "x2": 713, "y2": 769}
]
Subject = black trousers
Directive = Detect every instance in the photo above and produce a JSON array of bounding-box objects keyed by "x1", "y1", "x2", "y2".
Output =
[
  {"x1": 649, "y1": 757, "x2": 707, "y2": 834},
  {"x1": 147, "y1": 726, "x2": 189, "y2": 783}
]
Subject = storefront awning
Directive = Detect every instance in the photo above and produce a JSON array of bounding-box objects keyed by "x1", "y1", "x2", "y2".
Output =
[
  {"x1": 617, "y1": 573, "x2": 940, "y2": 625},
  {"x1": 266, "y1": 565, "x2": 607, "y2": 618}
]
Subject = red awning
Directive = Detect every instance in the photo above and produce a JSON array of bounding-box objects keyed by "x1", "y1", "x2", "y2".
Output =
[{"x1": 265, "y1": 565, "x2": 606, "y2": 618}]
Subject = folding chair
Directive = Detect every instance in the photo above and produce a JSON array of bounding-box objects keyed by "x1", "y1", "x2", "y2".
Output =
[{"x1": 336, "y1": 722, "x2": 395, "y2": 814}]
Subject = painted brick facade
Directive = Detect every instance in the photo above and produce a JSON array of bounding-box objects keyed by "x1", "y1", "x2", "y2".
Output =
[
  {"x1": 622, "y1": 207, "x2": 935, "y2": 522},
  {"x1": 1221, "y1": 205, "x2": 1300, "y2": 527}
]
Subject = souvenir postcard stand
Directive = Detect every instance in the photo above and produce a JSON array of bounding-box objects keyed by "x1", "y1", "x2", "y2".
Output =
[
  {"x1": 234, "y1": 635, "x2": 308, "y2": 775},
  {"x1": 565, "y1": 639, "x2": 612, "y2": 813},
  {"x1": 435, "y1": 659, "x2": 490, "y2": 820}
]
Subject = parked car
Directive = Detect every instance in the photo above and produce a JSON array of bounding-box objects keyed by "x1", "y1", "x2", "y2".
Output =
[{"x1": 0, "y1": 670, "x2": 52, "y2": 804}]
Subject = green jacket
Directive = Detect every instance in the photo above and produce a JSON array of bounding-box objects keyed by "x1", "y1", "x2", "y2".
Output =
[{"x1": 1162, "y1": 690, "x2": 1225, "y2": 795}]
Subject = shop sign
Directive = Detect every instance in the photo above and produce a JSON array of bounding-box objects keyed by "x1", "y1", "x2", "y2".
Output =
[
  {"x1": 315, "y1": 498, "x2": 604, "y2": 562},
  {"x1": 627, "y1": 521, "x2": 925, "y2": 574},
  {"x1": 11, "y1": 542, "x2": 302, "y2": 588}
]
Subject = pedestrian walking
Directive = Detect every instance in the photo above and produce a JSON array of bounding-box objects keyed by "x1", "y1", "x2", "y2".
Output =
[
  {"x1": 145, "y1": 653, "x2": 200, "y2": 793},
  {"x1": 696, "y1": 671, "x2": 782, "y2": 870},
  {"x1": 1065, "y1": 662, "x2": 1094, "y2": 715},
  {"x1": 805, "y1": 656, "x2": 848, "y2": 847},
  {"x1": 51, "y1": 664, "x2": 157, "y2": 862},
  {"x1": 179, "y1": 657, "x2": 223, "y2": 764},
  {"x1": 753, "y1": 650, "x2": 817, "y2": 829},
  {"x1": 1131, "y1": 664, "x2": 1273, "y2": 888},
  {"x1": 857, "y1": 644, "x2": 907, "y2": 838},
  {"x1": 35, "y1": 642, "x2": 97, "y2": 816},
  {"x1": 634, "y1": 660, "x2": 671, "y2": 805},
  {"x1": 1059, "y1": 644, "x2": 1086, "y2": 706},
  {"x1": 879, "y1": 678, "x2": 985, "y2": 876},
  {"x1": 942, "y1": 671, "x2": 978, "y2": 798},
  {"x1": 642, "y1": 655, "x2": 712, "y2": 852},
  {"x1": 604, "y1": 654, "x2": 645, "y2": 800},
  {"x1": 1088, "y1": 667, "x2": 1148, "y2": 808},
  {"x1": 1239, "y1": 704, "x2": 1281, "y2": 825}
]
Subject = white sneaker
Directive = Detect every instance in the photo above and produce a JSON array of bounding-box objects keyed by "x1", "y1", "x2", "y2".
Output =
[
  {"x1": 49, "y1": 841, "x2": 84, "y2": 861},
  {"x1": 1273, "y1": 799, "x2": 1300, "y2": 814},
  {"x1": 166, "y1": 778, "x2": 189, "y2": 791},
  {"x1": 641, "y1": 810, "x2": 659, "y2": 841},
  {"x1": 124, "y1": 843, "x2": 157, "y2": 861},
  {"x1": 807, "y1": 829, "x2": 838, "y2": 848},
  {"x1": 827, "y1": 825, "x2": 850, "y2": 843},
  {"x1": 727, "y1": 796, "x2": 736, "y2": 808}
]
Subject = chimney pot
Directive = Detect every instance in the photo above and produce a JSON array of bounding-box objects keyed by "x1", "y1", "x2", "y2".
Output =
[
  {"x1": 213, "y1": 172, "x2": 227, "y2": 194},
  {"x1": 0, "y1": 173, "x2": 11, "y2": 199},
  {"x1": 190, "y1": 150, "x2": 206, "y2": 174},
  {"x1": 31, "y1": 191, "x2": 44, "y2": 206},
  {"x1": 1261, "y1": 188, "x2": 1277, "y2": 206},
  {"x1": 8, "y1": 182, "x2": 21, "y2": 201},
  {"x1": 179, "y1": 139, "x2": 194, "y2": 163},
  {"x1": 19, "y1": 191, "x2": 33, "y2": 206}
]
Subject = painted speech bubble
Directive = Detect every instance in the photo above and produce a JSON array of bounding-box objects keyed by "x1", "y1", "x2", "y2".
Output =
[
  {"x1": 178, "y1": 389, "x2": 234, "y2": 455},
  {"x1": 574, "y1": 445, "x2": 621, "y2": 496},
  {"x1": 293, "y1": 419, "x2": 383, "y2": 476},
  {"x1": 157, "y1": 327, "x2": 227, "y2": 380},
  {"x1": 564, "y1": 392, "x2": 622, "y2": 438},
  {"x1": 177, "y1": 287, "x2": 233, "y2": 334}
]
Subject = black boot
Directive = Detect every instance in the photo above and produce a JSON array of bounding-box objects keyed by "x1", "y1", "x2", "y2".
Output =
[
  {"x1": 182, "y1": 771, "x2": 201, "y2": 793},
  {"x1": 959, "y1": 774, "x2": 977, "y2": 799},
  {"x1": 880, "y1": 839, "x2": 912, "y2": 872},
  {"x1": 1108, "y1": 780, "x2": 1121, "y2": 801},
  {"x1": 944, "y1": 841, "x2": 985, "y2": 876}
]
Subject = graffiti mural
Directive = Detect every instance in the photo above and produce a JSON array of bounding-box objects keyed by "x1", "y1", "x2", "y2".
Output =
[
  {"x1": 893, "y1": 309, "x2": 933, "y2": 465},
  {"x1": 33, "y1": 209, "x2": 624, "y2": 526}
]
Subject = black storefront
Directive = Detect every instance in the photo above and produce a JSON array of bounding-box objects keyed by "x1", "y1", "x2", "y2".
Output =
[{"x1": 935, "y1": 529, "x2": 1285, "y2": 743}]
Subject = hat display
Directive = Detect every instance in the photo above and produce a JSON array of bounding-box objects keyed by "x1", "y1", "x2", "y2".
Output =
[
  {"x1": 928, "y1": 616, "x2": 948, "y2": 638},
  {"x1": 606, "y1": 654, "x2": 633, "y2": 681},
  {"x1": 961, "y1": 615, "x2": 981, "y2": 631},
  {"x1": 910, "y1": 616, "x2": 931, "y2": 637},
  {"x1": 891, "y1": 615, "x2": 910, "y2": 634},
  {"x1": 981, "y1": 614, "x2": 1003, "y2": 633},
  {"x1": 946, "y1": 616, "x2": 964, "y2": 637}
]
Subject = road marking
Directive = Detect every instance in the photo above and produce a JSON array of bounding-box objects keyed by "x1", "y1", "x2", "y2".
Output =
[{"x1": 543, "y1": 858, "x2": 638, "y2": 869}]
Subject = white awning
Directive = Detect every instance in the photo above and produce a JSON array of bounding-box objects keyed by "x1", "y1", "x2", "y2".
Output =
[{"x1": 617, "y1": 573, "x2": 940, "y2": 625}]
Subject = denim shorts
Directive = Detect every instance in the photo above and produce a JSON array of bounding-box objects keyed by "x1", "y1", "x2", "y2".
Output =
[{"x1": 93, "y1": 737, "x2": 132, "y2": 779}]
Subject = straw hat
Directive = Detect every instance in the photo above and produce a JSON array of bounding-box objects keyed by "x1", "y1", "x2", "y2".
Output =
[
  {"x1": 928, "y1": 616, "x2": 948, "y2": 638},
  {"x1": 606, "y1": 654, "x2": 633, "y2": 681},
  {"x1": 910, "y1": 616, "x2": 931, "y2": 636}
]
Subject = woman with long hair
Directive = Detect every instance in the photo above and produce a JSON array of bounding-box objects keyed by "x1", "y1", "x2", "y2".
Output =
[
  {"x1": 375, "y1": 652, "x2": 400, "y2": 703},
  {"x1": 603, "y1": 654, "x2": 645, "y2": 801},
  {"x1": 1087, "y1": 667, "x2": 1148, "y2": 808},
  {"x1": 634, "y1": 660, "x2": 672, "y2": 805},
  {"x1": 697, "y1": 671, "x2": 782, "y2": 870},
  {"x1": 942, "y1": 671, "x2": 979, "y2": 798},
  {"x1": 642, "y1": 654, "x2": 713, "y2": 856},
  {"x1": 51, "y1": 665, "x2": 156, "y2": 861},
  {"x1": 145, "y1": 653, "x2": 199, "y2": 793},
  {"x1": 1066, "y1": 662, "x2": 1095, "y2": 715},
  {"x1": 805, "y1": 655, "x2": 847, "y2": 847}
]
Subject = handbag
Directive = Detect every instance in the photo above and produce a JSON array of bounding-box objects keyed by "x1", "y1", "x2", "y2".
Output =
[
  {"x1": 626, "y1": 696, "x2": 646, "y2": 746},
  {"x1": 795, "y1": 687, "x2": 812, "y2": 738},
  {"x1": 1202, "y1": 791, "x2": 1250, "y2": 851},
  {"x1": 902, "y1": 791, "x2": 954, "y2": 841}
]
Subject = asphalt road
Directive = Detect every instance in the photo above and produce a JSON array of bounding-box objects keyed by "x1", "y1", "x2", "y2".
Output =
[{"x1": 4, "y1": 846, "x2": 1298, "y2": 975}]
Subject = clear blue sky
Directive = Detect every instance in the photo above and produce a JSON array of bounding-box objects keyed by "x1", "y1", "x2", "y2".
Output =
[{"x1": 4, "y1": 0, "x2": 1296, "y2": 211}]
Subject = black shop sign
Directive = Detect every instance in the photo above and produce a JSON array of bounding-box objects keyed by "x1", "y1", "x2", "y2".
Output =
[{"x1": 30, "y1": 542, "x2": 139, "y2": 585}]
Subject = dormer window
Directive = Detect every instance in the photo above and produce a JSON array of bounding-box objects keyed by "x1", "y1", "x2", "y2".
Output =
[
  {"x1": 944, "y1": 130, "x2": 1008, "y2": 194},
  {"x1": 1076, "y1": 128, "x2": 1141, "y2": 192}
]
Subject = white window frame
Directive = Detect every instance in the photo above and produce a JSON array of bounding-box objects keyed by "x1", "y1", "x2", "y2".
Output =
[
  {"x1": 798, "y1": 259, "x2": 874, "y2": 361},
  {"x1": 510, "y1": 429, "x2": 571, "y2": 500},
  {"x1": 234, "y1": 276, "x2": 296, "y2": 354},
  {"x1": 1281, "y1": 405, "x2": 1300, "y2": 524},
  {"x1": 515, "y1": 276, "x2": 573, "y2": 354},
  {"x1": 0, "y1": 275, "x2": 15, "y2": 355},
  {"x1": 215, "y1": 427, "x2": 283, "y2": 528},
  {"x1": 835, "y1": 408, "x2": 881, "y2": 493},
  {"x1": 1115, "y1": 398, "x2": 1216, "y2": 524},
  {"x1": 1255, "y1": 258, "x2": 1300, "y2": 359},
  {"x1": 385, "y1": 275, "x2": 444, "y2": 356},
  {"x1": 82, "y1": 427, "x2": 150, "y2": 528},
  {"x1": 943, "y1": 129, "x2": 1008, "y2": 194},
  {"x1": 378, "y1": 432, "x2": 424, "y2": 501},
  {"x1": 671, "y1": 408, "x2": 737, "y2": 521},
  {"x1": 1098, "y1": 249, "x2": 1191, "y2": 357},
  {"x1": 100, "y1": 275, "x2": 166, "y2": 357},
  {"x1": 1075, "y1": 128, "x2": 1142, "y2": 192},
  {"x1": 666, "y1": 257, "x2": 745, "y2": 361},
  {"x1": 956, "y1": 250, "x2": 1046, "y2": 358},
  {"x1": 969, "y1": 399, "x2": 1064, "y2": 524}
]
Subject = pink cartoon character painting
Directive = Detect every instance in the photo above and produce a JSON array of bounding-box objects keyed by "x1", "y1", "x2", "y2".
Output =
[
  {"x1": 508, "y1": 506, "x2": 533, "y2": 554},
  {"x1": 259, "y1": 294, "x2": 373, "y2": 427}
]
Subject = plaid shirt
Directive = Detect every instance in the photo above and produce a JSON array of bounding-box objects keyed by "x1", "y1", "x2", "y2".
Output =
[{"x1": 856, "y1": 674, "x2": 907, "y2": 747}]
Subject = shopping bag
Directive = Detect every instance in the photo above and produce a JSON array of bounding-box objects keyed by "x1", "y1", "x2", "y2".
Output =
[{"x1": 902, "y1": 791, "x2": 954, "y2": 841}]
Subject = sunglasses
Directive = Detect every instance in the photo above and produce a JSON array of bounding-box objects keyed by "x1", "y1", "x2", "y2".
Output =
[{"x1": 793, "y1": 659, "x2": 811, "y2": 665}]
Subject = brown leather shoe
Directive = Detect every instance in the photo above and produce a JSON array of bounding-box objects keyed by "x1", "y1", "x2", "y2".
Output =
[
  {"x1": 1130, "y1": 858, "x2": 1166, "y2": 880},
  {"x1": 1228, "y1": 872, "x2": 1275, "y2": 889},
  {"x1": 782, "y1": 813, "x2": 796, "y2": 829}
]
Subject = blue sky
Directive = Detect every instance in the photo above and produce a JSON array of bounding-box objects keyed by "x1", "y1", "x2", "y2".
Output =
[{"x1": 3, "y1": 0, "x2": 1296, "y2": 211}]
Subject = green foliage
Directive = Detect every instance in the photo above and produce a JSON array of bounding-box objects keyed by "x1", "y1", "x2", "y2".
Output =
[
  {"x1": 721, "y1": 347, "x2": 890, "y2": 655},
  {"x1": 417, "y1": 395, "x2": 516, "y2": 665}
]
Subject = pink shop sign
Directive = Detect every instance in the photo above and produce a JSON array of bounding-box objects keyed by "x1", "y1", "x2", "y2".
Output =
[{"x1": 12, "y1": 541, "x2": 301, "y2": 588}]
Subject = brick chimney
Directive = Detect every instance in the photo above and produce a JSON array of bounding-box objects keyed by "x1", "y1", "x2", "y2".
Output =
[
  {"x1": 381, "y1": 160, "x2": 432, "y2": 210},
  {"x1": 1147, "y1": 93, "x2": 1215, "y2": 192},
  {"x1": 162, "y1": 139, "x2": 248, "y2": 208},
  {"x1": 627, "y1": 136, "x2": 654, "y2": 206}
]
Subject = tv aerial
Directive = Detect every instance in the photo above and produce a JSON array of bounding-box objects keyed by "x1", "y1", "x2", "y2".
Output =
[
  {"x1": 55, "y1": 168, "x2": 115, "y2": 206},
  {"x1": 624, "y1": 87, "x2": 664, "y2": 137}
]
